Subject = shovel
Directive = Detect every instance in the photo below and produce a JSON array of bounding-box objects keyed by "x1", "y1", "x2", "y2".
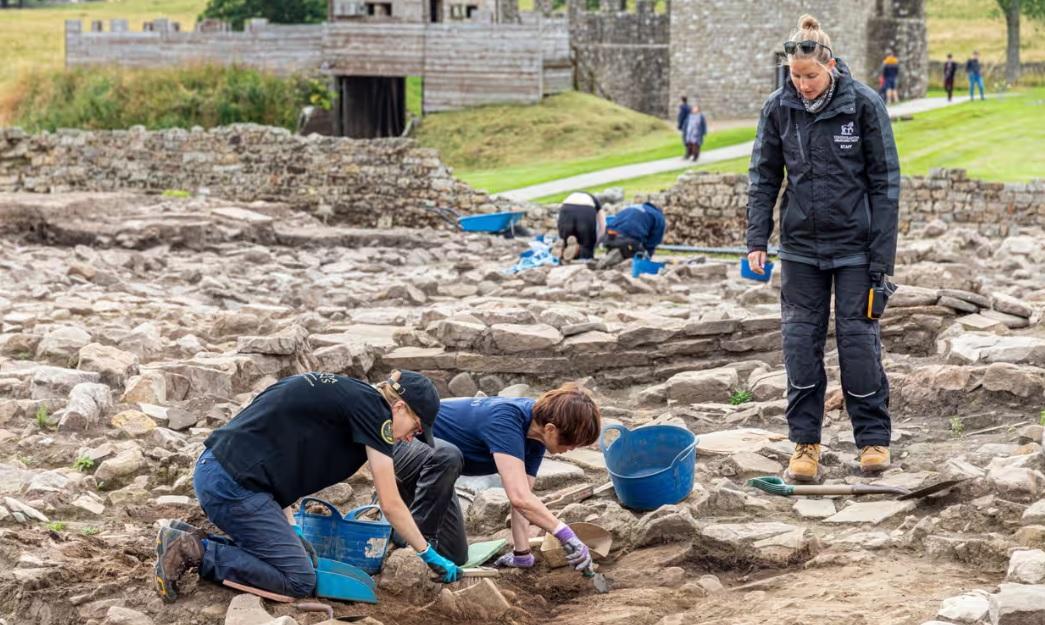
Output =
[{"x1": 747, "y1": 476, "x2": 968, "y2": 500}]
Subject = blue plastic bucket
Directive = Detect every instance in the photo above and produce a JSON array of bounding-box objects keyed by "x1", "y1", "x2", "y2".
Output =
[
  {"x1": 295, "y1": 498, "x2": 391, "y2": 575},
  {"x1": 599, "y1": 424, "x2": 698, "y2": 511},
  {"x1": 631, "y1": 256, "x2": 665, "y2": 278},
  {"x1": 740, "y1": 257, "x2": 774, "y2": 282}
]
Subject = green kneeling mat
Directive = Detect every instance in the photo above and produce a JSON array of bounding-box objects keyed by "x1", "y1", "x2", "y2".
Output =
[{"x1": 464, "y1": 539, "x2": 508, "y2": 568}]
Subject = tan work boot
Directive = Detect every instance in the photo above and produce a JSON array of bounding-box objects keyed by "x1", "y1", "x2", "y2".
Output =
[
  {"x1": 154, "y1": 526, "x2": 204, "y2": 603},
  {"x1": 785, "y1": 443, "x2": 822, "y2": 483},
  {"x1": 859, "y1": 445, "x2": 891, "y2": 473}
]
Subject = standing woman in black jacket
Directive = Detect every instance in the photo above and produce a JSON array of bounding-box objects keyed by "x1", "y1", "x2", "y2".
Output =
[{"x1": 745, "y1": 15, "x2": 900, "y2": 483}]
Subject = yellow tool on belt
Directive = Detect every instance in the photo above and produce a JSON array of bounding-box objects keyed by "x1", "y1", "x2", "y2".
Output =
[{"x1": 867, "y1": 277, "x2": 897, "y2": 320}]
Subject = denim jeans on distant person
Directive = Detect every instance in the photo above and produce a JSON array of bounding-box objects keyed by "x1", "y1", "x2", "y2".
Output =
[
  {"x1": 969, "y1": 73, "x2": 985, "y2": 100},
  {"x1": 193, "y1": 448, "x2": 316, "y2": 597}
]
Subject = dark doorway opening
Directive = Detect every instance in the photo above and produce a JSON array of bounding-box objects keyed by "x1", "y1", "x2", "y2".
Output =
[
  {"x1": 430, "y1": 0, "x2": 442, "y2": 22},
  {"x1": 335, "y1": 76, "x2": 406, "y2": 139}
]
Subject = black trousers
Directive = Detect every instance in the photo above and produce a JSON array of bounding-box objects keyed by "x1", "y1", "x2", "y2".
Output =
[
  {"x1": 781, "y1": 261, "x2": 891, "y2": 448},
  {"x1": 392, "y1": 438, "x2": 468, "y2": 565},
  {"x1": 601, "y1": 233, "x2": 643, "y2": 259},
  {"x1": 557, "y1": 204, "x2": 598, "y2": 259}
]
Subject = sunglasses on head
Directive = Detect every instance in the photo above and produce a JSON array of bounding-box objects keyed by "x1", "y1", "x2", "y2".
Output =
[{"x1": 784, "y1": 40, "x2": 833, "y2": 58}]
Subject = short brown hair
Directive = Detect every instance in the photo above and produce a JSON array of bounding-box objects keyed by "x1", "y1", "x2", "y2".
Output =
[{"x1": 532, "y1": 383, "x2": 601, "y2": 447}]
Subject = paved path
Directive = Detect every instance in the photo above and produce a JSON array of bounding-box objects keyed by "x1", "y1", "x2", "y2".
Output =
[{"x1": 499, "y1": 96, "x2": 965, "y2": 202}]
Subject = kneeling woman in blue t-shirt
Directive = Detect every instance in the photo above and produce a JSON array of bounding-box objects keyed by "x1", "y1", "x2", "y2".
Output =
[{"x1": 393, "y1": 383, "x2": 602, "y2": 574}]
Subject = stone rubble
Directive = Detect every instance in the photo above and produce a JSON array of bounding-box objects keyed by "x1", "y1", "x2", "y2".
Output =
[{"x1": 0, "y1": 192, "x2": 1042, "y2": 623}]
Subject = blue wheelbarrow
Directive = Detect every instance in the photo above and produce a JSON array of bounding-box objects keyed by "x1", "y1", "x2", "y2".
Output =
[{"x1": 426, "y1": 206, "x2": 528, "y2": 237}]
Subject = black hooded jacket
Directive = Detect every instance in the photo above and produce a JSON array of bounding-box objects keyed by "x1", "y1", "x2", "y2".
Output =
[{"x1": 745, "y1": 58, "x2": 900, "y2": 275}]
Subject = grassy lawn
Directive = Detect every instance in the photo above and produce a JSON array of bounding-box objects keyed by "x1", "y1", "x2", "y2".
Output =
[
  {"x1": 416, "y1": 91, "x2": 755, "y2": 194},
  {"x1": 0, "y1": 0, "x2": 207, "y2": 122},
  {"x1": 536, "y1": 87, "x2": 1045, "y2": 203},
  {"x1": 891, "y1": 87, "x2": 1045, "y2": 181},
  {"x1": 927, "y1": 0, "x2": 1045, "y2": 63},
  {"x1": 533, "y1": 157, "x2": 749, "y2": 204}
]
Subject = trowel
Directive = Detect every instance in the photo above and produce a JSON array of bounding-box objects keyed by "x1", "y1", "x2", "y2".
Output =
[
  {"x1": 582, "y1": 564, "x2": 611, "y2": 594},
  {"x1": 561, "y1": 542, "x2": 610, "y2": 594}
]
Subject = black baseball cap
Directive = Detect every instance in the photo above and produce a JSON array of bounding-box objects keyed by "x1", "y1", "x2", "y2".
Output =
[{"x1": 387, "y1": 370, "x2": 440, "y2": 446}]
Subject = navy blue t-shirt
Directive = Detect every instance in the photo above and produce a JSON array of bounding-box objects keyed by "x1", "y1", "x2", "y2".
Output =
[{"x1": 433, "y1": 397, "x2": 545, "y2": 477}]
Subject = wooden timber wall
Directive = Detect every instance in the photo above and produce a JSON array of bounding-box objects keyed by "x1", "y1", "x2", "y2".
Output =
[
  {"x1": 64, "y1": 20, "x2": 323, "y2": 74},
  {"x1": 63, "y1": 18, "x2": 569, "y2": 112}
]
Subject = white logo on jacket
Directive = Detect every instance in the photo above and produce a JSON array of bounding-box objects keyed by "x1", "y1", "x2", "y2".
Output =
[{"x1": 833, "y1": 121, "x2": 860, "y2": 149}]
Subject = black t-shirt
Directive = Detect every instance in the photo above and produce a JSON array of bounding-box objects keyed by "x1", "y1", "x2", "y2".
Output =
[{"x1": 205, "y1": 372, "x2": 393, "y2": 508}]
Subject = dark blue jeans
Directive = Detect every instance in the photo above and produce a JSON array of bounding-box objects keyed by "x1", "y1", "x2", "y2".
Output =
[
  {"x1": 193, "y1": 448, "x2": 316, "y2": 597},
  {"x1": 969, "y1": 73, "x2": 985, "y2": 100}
]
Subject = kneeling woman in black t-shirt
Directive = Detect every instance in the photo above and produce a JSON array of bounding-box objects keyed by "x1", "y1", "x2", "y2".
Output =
[{"x1": 153, "y1": 370, "x2": 460, "y2": 602}]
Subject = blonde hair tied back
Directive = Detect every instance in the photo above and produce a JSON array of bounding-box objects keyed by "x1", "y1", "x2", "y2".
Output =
[
  {"x1": 789, "y1": 14, "x2": 834, "y2": 65},
  {"x1": 375, "y1": 370, "x2": 407, "y2": 411}
]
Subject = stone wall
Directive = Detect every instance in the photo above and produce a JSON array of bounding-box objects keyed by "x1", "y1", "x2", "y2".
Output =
[
  {"x1": 0, "y1": 126, "x2": 505, "y2": 228},
  {"x1": 670, "y1": 1, "x2": 887, "y2": 119},
  {"x1": 648, "y1": 169, "x2": 1045, "y2": 246},
  {"x1": 568, "y1": 0, "x2": 670, "y2": 117},
  {"x1": 866, "y1": 0, "x2": 929, "y2": 100}
]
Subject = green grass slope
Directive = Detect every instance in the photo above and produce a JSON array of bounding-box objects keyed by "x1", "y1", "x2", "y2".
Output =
[{"x1": 415, "y1": 91, "x2": 755, "y2": 194}]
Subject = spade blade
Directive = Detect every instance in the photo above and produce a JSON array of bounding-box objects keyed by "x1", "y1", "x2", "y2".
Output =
[
  {"x1": 592, "y1": 572, "x2": 611, "y2": 593},
  {"x1": 896, "y1": 478, "x2": 968, "y2": 500}
]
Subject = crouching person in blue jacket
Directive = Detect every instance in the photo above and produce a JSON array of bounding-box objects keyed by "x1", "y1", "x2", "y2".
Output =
[
  {"x1": 597, "y1": 202, "x2": 667, "y2": 269},
  {"x1": 392, "y1": 383, "x2": 602, "y2": 576},
  {"x1": 153, "y1": 370, "x2": 460, "y2": 603}
]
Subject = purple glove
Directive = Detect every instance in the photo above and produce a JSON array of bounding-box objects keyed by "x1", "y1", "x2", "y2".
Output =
[
  {"x1": 553, "y1": 524, "x2": 592, "y2": 571},
  {"x1": 494, "y1": 551, "x2": 535, "y2": 568}
]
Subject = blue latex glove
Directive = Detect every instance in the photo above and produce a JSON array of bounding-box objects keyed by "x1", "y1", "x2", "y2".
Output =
[
  {"x1": 418, "y1": 544, "x2": 460, "y2": 583},
  {"x1": 494, "y1": 551, "x2": 536, "y2": 568},
  {"x1": 553, "y1": 524, "x2": 593, "y2": 571}
]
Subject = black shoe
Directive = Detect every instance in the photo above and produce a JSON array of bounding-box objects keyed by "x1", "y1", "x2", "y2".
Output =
[{"x1": 154, "y1": 527, "x2": 203, "y2": 604}]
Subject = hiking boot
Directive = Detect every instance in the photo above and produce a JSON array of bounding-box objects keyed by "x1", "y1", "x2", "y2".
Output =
[
  {"x1": 563, "y1": 236, "x2": 580, "y2": 262},
  {"x1": 154, "y1": 526, "x2": 204, "y2": 603},
  {"x1": 596, "y1": 248, "x2": 624, "y2": 270},
  {"x1": 785, "y1": 443, "x2": 822, "y2": 483},
  {"x1": 859, "y1": 445, "x2": 891, "y2": 473},
  {"x1": 157, "y1": 520, "x2": 207, "y2": 555}
]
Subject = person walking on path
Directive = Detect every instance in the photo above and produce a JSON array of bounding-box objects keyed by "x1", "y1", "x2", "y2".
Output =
[
  {"x1": 677, "y1": 95, "x2": 690, "y2": 158},
  {"x1": 745, "y1": 15, "x2": 899, "y2": 483},
  {"x1": 153, "y1": 370, "x2": 461, "y2": 603},
  {"x1": 943, "y1": 53, "x2": 958, "y2": 102},
  {"x1": 677, "y1": 97, "x2": 693, "y2": 158},
  {"x1": 392, "y1": 384, "x2": 602, "y2": 573},
  {"x1": 880, "y1": 51, "x2": 900, "y2": 104},
  {"x1": 966, "y1": 51, "x2": 986, "y2": 100},
  {"x1": 684, "y1": 102, "x2": 708, "y2": 161}
]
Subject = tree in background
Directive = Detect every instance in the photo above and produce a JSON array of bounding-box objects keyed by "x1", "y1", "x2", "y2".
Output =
[
  {"x1": 996, "y1": 0, "x2": 1045, "y2": 84},
  {"x1": 199, "y1": 0, "x2": 327, "y2": 30}
]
